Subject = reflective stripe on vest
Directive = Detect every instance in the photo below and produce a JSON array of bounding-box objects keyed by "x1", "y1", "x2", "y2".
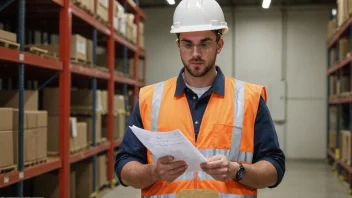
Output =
[
  {"x1": 151, "y1": 81, "x2": 166, "y2": 164},
  {"x1": 142, "y1": 193, "x2": 256, "y2": 198}
]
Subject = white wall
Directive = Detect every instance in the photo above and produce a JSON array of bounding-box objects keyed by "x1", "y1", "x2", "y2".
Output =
[{"x1": 144, "y1": 5, "x2": 330, "y2": 160}]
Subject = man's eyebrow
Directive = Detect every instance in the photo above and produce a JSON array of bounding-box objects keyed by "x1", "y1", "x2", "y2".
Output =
[
  {"x1": 200, "y1": 38, "x2": 213, "y2": 42},
  {"x1": 180, "y1": 39, "x2": 192, "y2": 43}
]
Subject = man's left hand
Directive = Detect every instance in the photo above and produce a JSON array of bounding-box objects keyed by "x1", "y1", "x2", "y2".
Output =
[{"x1": 200, "y1": 155, "x2": 239, "y2": 182}]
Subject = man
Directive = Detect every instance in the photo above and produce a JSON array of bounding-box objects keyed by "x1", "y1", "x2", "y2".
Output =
[{"x1": 115, "y1": 0, "x2": 285, "y2": 197}]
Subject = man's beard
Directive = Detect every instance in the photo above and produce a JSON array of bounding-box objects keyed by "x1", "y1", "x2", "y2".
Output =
[{"x1": 181, "y1": 53, "x2": 217, "y2": 78}]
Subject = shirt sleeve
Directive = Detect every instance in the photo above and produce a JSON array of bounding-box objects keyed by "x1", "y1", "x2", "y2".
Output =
[
  {"x1": 114, "y1": 101, "x2": 147, "y2": 187},
  {"x1": 253, "y1": 96, "x2": 286, "y2": 188}
]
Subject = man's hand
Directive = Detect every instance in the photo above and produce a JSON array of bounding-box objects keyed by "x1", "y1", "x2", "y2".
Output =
[
  {"x1": 152, "y1": 156, "x2": 188, "y2": 183},
  {"x1": 200, "y1": 155, "x2": 239, "y2": 182}
]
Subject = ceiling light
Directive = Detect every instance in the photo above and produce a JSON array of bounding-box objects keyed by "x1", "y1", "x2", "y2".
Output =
[
  {"x1": 332, "y1": 9, "x2": 337, "y2": 16},
  {"x1": 167, "y1": 0, "x2": 175, "y2": 5},
  {"x1": 262, "y1": 0, "x2": 271, "y2": 9}
]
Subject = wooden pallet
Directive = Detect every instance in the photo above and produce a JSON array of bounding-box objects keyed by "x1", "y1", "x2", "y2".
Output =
[
  {"x1": 0, "y1": 164, "x2": 17, "y2": 174},
  {"x1": 0, "y1": 38, "x2": 20, "y2": 50},
  {"x1": 71, "y1": 57, "x2": 88, "y2": 65},
  {"x1": 95, "y1": 15, "x2": 109, "y2": 27},
  {"x1": 24, "y1": 45, "x2": 48, "y2": 55},
  {"x1": 95, "y1": 66, "x2": 108, "y2": 72},
  {"x1": 70, "y1": 144, "x2": 89, "y2": 154},
  {"x1": 24, "y1": 158, "x2": 47, "y2": 168},
  {"x1": 47, "y1": 151, "x2": 59, "y2": 157},
  {"x1": 97, "y1": 137, "x2": 107, "y2": 145}
]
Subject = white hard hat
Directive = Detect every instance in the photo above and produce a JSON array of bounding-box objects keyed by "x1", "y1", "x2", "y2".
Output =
[{"x1": 170, "y1": 0, "x2": 229, "y2": 35}]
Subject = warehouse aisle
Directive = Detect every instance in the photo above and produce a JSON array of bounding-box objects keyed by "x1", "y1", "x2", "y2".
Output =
[{"x1": 103, "y1": 161, "x2": 351, "y2": 198}]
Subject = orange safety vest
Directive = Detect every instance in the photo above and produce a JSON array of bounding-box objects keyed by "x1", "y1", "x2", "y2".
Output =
[{"x1": 139, "y1": 76, "x2": 267, "y2": 198}]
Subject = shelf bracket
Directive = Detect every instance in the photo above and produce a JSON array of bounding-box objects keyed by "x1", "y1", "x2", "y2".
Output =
[
  {"x1": 0, "y1": 0, "x2": 15, "y2": 11},
  {"x1": 37, "y1": 72, "x2": 60, "y2": 91}
]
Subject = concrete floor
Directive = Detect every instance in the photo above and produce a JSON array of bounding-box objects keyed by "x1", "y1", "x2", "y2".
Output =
[{"x1": 102, "y1": 161, "x2": 351, "y2": 198}]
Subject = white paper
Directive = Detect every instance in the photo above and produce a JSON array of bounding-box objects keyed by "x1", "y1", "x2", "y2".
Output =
[
  {"x1": 70, "y1": 118, "x2": 78, "y2": 137},
  {"x1": 129, "y1": 125, "x2": 208, "y2": 172}
]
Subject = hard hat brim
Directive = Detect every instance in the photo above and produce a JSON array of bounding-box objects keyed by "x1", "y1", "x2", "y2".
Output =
[{"x1": 170, "y1": 25, "x2": 229, "y2": 35}]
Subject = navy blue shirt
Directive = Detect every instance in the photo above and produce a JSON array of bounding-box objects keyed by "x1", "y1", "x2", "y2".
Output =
[{"x1": 115, "y1": 66, "x2": 285, "y2": 188}]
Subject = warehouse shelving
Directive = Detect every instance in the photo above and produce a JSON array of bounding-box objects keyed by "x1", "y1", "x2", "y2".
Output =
[
  {"x1": 327, "y1": 9, "x2": 352, "y2": 194},
  {"x1": 0, "y1": 0, "x2": 146, "y2": 197}
]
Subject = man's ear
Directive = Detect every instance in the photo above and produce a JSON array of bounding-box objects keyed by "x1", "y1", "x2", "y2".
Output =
[
  {"x1": 217, "y1": 38, "x2": 224, "y2": 54},
  {"x1": 176, "y1": 39, "x2": 180, "y2": 52}
]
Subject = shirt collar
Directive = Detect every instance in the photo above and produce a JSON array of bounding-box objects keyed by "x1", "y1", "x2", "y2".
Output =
[{"x1": 174, "y1": 66, "x2": 225, "y2": 97}]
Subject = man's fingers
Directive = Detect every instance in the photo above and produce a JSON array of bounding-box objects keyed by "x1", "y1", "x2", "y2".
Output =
[
  {"x1": 158, "y1": 156, "x2": 174, "y2": 164},
  {"x1": 204, "y1": 167, "x2": 228, "y2": 175},
  {"x1": 201, "y1": 159, "x2": 223, "y2": 169},
  {"x1": 169, "y1": 165, "x2": 188, "y2": 176},
  {"x1": 208, "y1": 155, "x2": 223, "y2": 162},
  {"x1": 166, "y1": 161, "x2": 187, "y2": 170}
]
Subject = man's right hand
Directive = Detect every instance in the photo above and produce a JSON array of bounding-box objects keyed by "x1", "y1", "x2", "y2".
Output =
[{"x1": 152, "y1": 156, "x2": 188, "y2": 183}]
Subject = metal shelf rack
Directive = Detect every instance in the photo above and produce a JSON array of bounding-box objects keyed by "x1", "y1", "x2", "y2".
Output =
[
  {"x1": 327, "y1": 10, "x2": 352, "y2": 194},
  {"x1": 0, "y1": 0, "x2": 146, "y2": 197}
]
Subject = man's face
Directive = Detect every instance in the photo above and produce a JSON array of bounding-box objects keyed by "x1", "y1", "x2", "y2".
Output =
[{"x1": 176, "y1": 31, "x2": 224, "y2": 77}]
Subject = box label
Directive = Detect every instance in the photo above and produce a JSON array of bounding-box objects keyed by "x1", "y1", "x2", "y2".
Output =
[
  {"x1": 71, "y1": 118, "x2": 78, "y2": 137},
  {"x1": 77, "y1": 40, "x2": 86, "y2": 55}
]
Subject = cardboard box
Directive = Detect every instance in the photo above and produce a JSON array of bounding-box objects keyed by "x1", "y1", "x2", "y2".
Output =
[
  {"x1": 101, "y1": 90, "x2": 108, "y2": 114},
  {"x1": 328, "y1": 19, "x2": 336, "y2": 39},
  {"x1": 99, "y1": 0, "x2": 108, "y2": 9},
  {"x1": 37, "y1": 127, "x2": 47, "y2": 160},
  {"x1": 114, "y1": 95, "x2": 125, "y2": 114},
  {"x1": 77, "y1": 122, "x2": 88, "y2": 149},
  {"x1": 102, "y1": 115, "x2": 120, "y2": 139},
  {"x1": 97, "y1": 154, "x2": 107, "y2": 188},
  {"x1": 349, "y1": 0, "x2": 352, "y2": 15},
  {"x1": 341, "y1": 130, "x2": 351, "y2": 164},
  {"x1": 0, "y1": 90, "x2": 38, "y2": 110},
  {"x1": 33, "y1": 170, "x2": 76, "y2": 198},
  {"x1": 13, "y1": 129, "x2": 36, "y2": 164},
  {"x1": 176, "y1": 189, "x2": 219, "y2": 198},
  {"x1": 119, "y1": 14, "x2": 127, "y2": 36},
  {"x1": 0, "y1": 131, "x2": 14, "y2": 168},
  {"x1": 0, "y1": 29, "x2": 17, "y2": 42},
  {"x1": 71, "y1": 89, "x2": 104, "y2": 114},
  {"x1": 338, "y1": 0, "x2": 349, "y2": 27},
  {"x1": 339, "y1": 37, "x2": 349, "y2": 61},
  {"x1": 87, "y1": 39, "x2": 93, "y2": 64},
  {"x1": 43, "y1": 88, "x2": 60, "y2": 116},
  {"x1": 34, "y1": 35, "x2": 87, "y2": 61},
  {"x1": 69, "y1": 117, "x2": 78, "y2": 151},
  {"x1": 13, "y1": 110, "x2": 47, "y2": 130},
  {"x1": 77, "y1": 113, "x2": 102, "y2": 144},
  {"x1": 0, "y1": 108, "x2": 13, "y2": 131},
  {"x1": 329, "y1": 130, "x2": 337, "y2": 149},
  {"x1": 73, "y1": 160, "x2": 95, "y2": 198},
  {"x1": 47, "y1": 116, "x2": 60, "y2": 152},
  {"x1": 71, "y1": 34, "x2": 87, "y2": 61},
  {"x1": 126, "y1": 13, "x2": 135, "y2": 25},
  {"x1": 117, "y1": 112, "x2": 126, "y2": 138},
  {"x1": 97, "y1": 3, "x2": 108, "y2": 23}
]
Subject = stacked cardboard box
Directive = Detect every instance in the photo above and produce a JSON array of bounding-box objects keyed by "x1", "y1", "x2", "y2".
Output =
[
  {"x1": 140, "y1": 22, "x2": 145, "y2": 49},
  {"x1": 0, "y1": 90, "x2": 47, "y2": 164},
  {"x1": 339, "y1": 37, "x2": 350, "y2": 61},
  {"x1": 69, "y1": 118, "x2": 88, "y2": 151},
  {"x1": 114, "y1": 1, "x2": 125, "y2": 34},
  {"x1": 0, "y1": 29, "x2": 17, "y2": 43},
  {"x1": 71, "y1": 88, "x2": 106, "y2": 114},
  {"x1": 73, "y1": 159, "x2": 96, "y2": 198},
  {"x1": 338, "y1": 0, "x2": 349, "y2": 27},
  {"x1": 33, "y1": 34, "x2": 87, "y2": 62},
  {"x1": 0, "y1": 108, "x2": 14, "y2": 169},
  {"x1": 341, "y1": 130, "x2": 351, "y2": 165},
  {"x1": 97, "y1": 154, "x2": 108, "y2": 188},
  {"x1": 327, "y1": 19, "x2": 336, "y2": 40},
  {"x1": 44, "y1": 88, "x2": 90, "y2": 152},
  {"x1": 86, "y1": 39, "x2": 93, "y2": 65},
  {"x1": 126, "y1": 14, "x2": 135, "y2": 42},
  {"x1": 33, "y1": 170, "x2": 76, "y2": 198},
  {"x1": 102, "y1": 94, "x2": 126, "y2": 140},
  {"x1": 329, "y1": 130, "x2": 337, "y2": 149},
  {"x1": 97, "y1": 0, "x2": 109, "y2": 23}
]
